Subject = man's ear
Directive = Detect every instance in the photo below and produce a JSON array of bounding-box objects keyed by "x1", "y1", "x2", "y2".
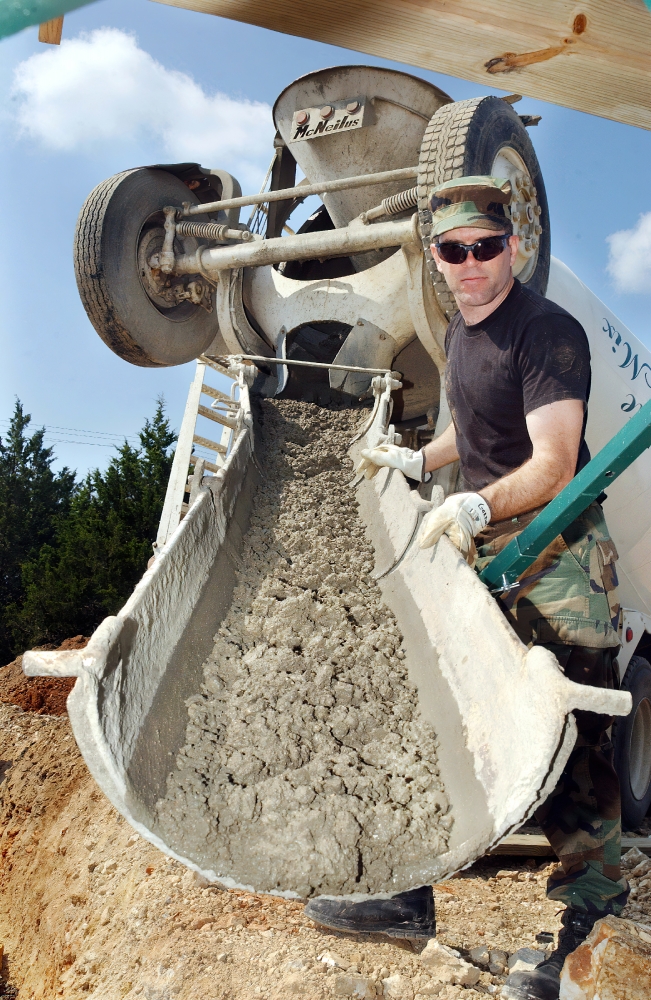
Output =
[{"x1": 508, "y1": 234, "x2": 520, "y2": 266}]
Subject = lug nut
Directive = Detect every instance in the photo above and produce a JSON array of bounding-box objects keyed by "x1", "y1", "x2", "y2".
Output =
[
  {"x1": 320, "y1": 105, "x2": 334, "y2": 119},
  {"x1": 295, "y1": 110, "x2": 309, "y2": 126},
  {"x1": 346, "y1": 101, "x2": 360, "y2": 114}
]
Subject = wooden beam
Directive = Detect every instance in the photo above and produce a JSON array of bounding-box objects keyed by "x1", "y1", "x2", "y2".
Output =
[
  {"x1": 152, "y1": 1, "x2": 651, "y2": 130},
  {"x1": 490, "y1": 833, "x2": 651, "y2": 857},
  {"x1": 38, "y1": 16, "x2": 63, "y2": 44}
]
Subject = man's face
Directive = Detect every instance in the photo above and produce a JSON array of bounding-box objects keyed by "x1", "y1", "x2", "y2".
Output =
[{"x1": 430, "y1": 227, "x2": 519, "y2": 308}]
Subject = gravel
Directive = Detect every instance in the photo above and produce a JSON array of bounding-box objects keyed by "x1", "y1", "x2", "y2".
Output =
[{"x1": 155, "y1": 399, "x2": 451, "y2": 897}]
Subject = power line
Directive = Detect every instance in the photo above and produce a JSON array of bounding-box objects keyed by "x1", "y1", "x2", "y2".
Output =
[{"x1": 0, "y1": 419, "x2": 139, "y2": 443}]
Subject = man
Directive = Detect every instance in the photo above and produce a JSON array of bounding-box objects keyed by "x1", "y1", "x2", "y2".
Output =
[{"x1": 305, "y1": 176, "x2": 627, "y2": 1000}]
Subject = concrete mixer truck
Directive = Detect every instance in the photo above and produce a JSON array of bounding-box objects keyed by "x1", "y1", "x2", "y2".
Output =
[{"x1": 25, "y1": 67, "x2": 651, "y2": 899}]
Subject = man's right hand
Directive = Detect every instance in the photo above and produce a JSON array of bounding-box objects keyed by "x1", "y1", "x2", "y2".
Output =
[{"x1": 357, "y1": 443, "x2": 430, "y2": 482}]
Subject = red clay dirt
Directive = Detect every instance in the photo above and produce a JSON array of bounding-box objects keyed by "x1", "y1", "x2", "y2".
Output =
[{"x1": 0, "y1": 636, "x2": 88, "y2": 716}]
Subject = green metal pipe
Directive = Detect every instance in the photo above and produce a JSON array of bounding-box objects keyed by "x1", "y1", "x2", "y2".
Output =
[{"x1": 478, "y1": 398, "x2": 651, "y2": 592}]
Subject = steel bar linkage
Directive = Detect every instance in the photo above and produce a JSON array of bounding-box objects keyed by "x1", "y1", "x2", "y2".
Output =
[
  {"x1": 479, "y1": 399, "x2": 651, "y2": 592},
  {"x1": 231, "y1": 354, "x2": 401, "y2": 378},
  {"x1": 174, "y1": 215, "x2": 417, "y2": 275},
  {"x1": 183, "y1": 165, "x2": 419, "y2": 216}
]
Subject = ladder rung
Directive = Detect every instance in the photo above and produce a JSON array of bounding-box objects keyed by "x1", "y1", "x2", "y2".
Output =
[
  {"x1": 198, "y1": 404, "x2": 238, "y2": 430},
  {"x1": 201, "y1": 383, "x2": 239, "y2": 406},
  {"x1": 191, "y1": 454, "x2": 221, "y2": 474},
  {"x1": 193, "y1": 433, "x2": 227, "y2": 455},
  {"x1": 199, "y1": 355, "x2": 236, "y2": 379}
]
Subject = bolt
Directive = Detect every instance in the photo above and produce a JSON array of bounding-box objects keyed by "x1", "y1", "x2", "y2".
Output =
[
  {"x1": 295, "y1": 110, "x2": 309, "y2": 126},
  {"x1": 346, "y1": 101, "x2": 360, "y2": 114},
  {"x1": 320, "y1": 105, "x2": 334, "y2": 120}
]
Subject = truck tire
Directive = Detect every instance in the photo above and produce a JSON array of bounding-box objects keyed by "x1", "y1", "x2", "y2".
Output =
[
  {"x1": 417, "y1": 96, "x2": 550, "y2": 320},
  {"x1": 613, "y1": 655, "x2": 651, "y2": 830},
  {"x1": 74, "y1": 168, "x2": 219, "y2": 367}
]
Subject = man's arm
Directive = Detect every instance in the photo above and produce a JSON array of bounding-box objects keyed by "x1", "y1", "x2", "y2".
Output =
[
  {"x1": 479, "y1": 399, "x2": 584, "y2": 521},
  {"x1": 422, "y1": 421, "x2": 460, "y2": 472}
]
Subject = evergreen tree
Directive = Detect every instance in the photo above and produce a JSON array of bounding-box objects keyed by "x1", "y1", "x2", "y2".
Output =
[
  {"x1": 0, "y1": 401, "x2": 76, "y2": 660},
  {"x1": 6, "y1": 399, "x2": 176, "y2": 653}
]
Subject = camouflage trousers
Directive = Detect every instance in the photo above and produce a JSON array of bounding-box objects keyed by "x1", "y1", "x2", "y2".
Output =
[{"x1": 476, "y1": 504, "x2": 629, "y2": 915}]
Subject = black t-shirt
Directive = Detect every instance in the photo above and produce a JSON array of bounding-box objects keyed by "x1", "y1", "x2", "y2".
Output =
[{"x1": 444, "y1": 280, "x2": 591, "y2": 491}]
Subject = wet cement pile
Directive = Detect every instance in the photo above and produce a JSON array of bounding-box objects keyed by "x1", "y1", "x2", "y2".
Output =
[{"x1": 156, "y1": 400, "x2": 451, "y2": 897}]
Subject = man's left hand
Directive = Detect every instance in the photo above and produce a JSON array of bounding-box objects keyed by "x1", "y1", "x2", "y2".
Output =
[{"x1": 419, "y1": 492, "x2": 491, "y2": 564}]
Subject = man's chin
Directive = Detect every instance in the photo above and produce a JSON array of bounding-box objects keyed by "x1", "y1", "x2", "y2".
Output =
[{"x1": 454, "y1": 287, "x2": 496, "y2": 306}]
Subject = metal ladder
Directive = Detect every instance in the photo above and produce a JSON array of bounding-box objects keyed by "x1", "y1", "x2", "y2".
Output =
[{"x1": 155, "y1": 356, "x2": 239, "y2": 552}]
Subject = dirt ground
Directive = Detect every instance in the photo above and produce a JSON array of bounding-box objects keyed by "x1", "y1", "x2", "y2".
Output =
[
  {"x1": 0, "y1": 667, "x2": 649, "y2": 999},
  {"x1": 0, "y1": 638, "x2": 87, "y2": 716}
]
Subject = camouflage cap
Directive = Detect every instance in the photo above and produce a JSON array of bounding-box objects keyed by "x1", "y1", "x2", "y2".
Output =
[{"x1": 430, "y1": 175, "x2": 513, "y2": 237}]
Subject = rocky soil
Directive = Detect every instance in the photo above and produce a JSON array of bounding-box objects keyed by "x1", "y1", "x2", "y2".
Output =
[
  {"x1": 1, "y1": 674, "x2": 650, "y2": 999},
  {"x1": 0, "y1": 700, "x2": 580, "y2": 1000}
]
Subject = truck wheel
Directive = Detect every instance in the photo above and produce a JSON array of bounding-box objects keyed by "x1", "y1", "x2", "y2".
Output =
[
  {"x1": 74, "y1": 168, "x2": 219, "y2": 367},
  {"x1": 417, "y1": 96, "x2": 550, "y2": 319},
  {"x1": 613, "y1": 655, "x2": 651, "y2": 830}
]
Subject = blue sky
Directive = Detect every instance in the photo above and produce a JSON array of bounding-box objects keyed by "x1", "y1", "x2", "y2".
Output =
[{"x1": 1, "y1": 0, "x2": 649, "y2": 475}]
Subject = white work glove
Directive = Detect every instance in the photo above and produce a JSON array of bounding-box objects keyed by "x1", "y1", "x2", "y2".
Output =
[
  {"x1": 357, "y1": 443, "x2": 430, "y2": 482},
  {"x1": 419, "y1": 492, "x2": 491, "y2": 565}
]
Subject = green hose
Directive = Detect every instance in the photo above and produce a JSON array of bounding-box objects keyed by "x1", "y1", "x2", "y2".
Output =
[{"x1": 0, "y1": 0, "x2": 97, "y2": 40}]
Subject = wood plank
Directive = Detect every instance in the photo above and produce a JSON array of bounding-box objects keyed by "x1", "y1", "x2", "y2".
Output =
[
  {"x1": 199, "y1": 354, "x2": 236, "y2": 378},
  {"x1": 201, "y1": 382, "x2": 238, "y2": 406},
  {"x1": 38, "y1": 16, "x2": 63, "y2": 45},
  {"x1": 490, "y1": 833, "x2": 651, "y2": 857},
  {"x1": 192, "y1": 433, "x2": 227, "y2": 455},
  {"x1": 153, "y1": 1, "x2": 651, "y2": 130},
  {"x1": 191, "y1": 454, "x2": 222, "y2": 474},
  {"x1": 197, "y1": 404, "x2": 238, "y2": 430}
]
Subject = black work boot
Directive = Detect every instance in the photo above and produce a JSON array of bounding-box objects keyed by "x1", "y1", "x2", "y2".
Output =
[
  {"x1": 304, "y1": 885, "x2": 435, "y2": 939},
  {"x1": 502, "y1": 908, "x2": 599, "y2": 1000}
]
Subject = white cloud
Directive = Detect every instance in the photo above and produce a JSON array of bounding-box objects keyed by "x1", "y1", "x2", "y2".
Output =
[
  {"x1": 11, "y1": 28, "x2": 274, "y2": 184},
  {"x1": 607, "y1": 212, "x2": 651, "y2": 294}
]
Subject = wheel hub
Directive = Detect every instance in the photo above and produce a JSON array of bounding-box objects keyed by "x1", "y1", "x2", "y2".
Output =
[
  {"x1": 137, "y1": 226, "x2": 213, "y2": 314},
  {"x1": 491, "y1": 148, "x2": 543, "y2": 282},
  {"x1": 629, "y1": 696, "x2": 651, "y2": 801}
]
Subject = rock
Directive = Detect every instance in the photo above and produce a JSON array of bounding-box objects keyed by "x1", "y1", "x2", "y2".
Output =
[
  {"x1": 469, "y1": 946, "x2": 490, "y2": 965},
  {"x1": 216, "y1": 952, "x2": 229, "y2": 963},
  {"x1": 193, "y1": 872, "x2": 211, "y2": 888},
  {"x1": 285, "y1": 958, "x2": 310, "y2": 972},
  {"x1": 99, "y1": 907, "x2": 111, "y2": 926},
  {"x1": 190, "y1": 917, "x2": 213, "y2": 930},
  {"x1": 559, "y1": 915, "x2": 651, "y2": 999},
  {"x1": 420, "y1": 940, "x2": 480, "y2": 986},
  {"x1": 319, "y1": 950, "x2": 350, "y2": 969},
  {"x1": 382, "y1": 973, "x2": 414, "y2": 999},
  {"x1": 630, "y1": 860, "x2": 651, "y2": 879},
  {"x1": 622, "y1": 848, "x2": 648, "y2": 869},
  {"x1": 103, "y1": 859, "x2": 118, "y2": 873},
  {"x1": 488, "y1": 949, "x2": 507, "y2": 975},
  {"x1": 283, "y1": 972, "x2": 309, "y2": 995},
  {"x1": 507, "y1": 948, "x2": 546, "y2": 974},
  {"x1": 495, "y1": 870, "x2": 519, "y2": 881},
  {"x1": 333, "y1": 973, "x2": 377, "y2": 997}
]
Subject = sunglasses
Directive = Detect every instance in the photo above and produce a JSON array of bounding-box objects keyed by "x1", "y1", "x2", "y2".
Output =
[{"x1": 433, "y1": 234, "x2": 510, "y2": 265}]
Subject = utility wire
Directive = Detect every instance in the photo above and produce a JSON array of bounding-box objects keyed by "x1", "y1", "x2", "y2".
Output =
[{"x1": 0, "y1": 419, "x2": 139, "y2": 445}]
